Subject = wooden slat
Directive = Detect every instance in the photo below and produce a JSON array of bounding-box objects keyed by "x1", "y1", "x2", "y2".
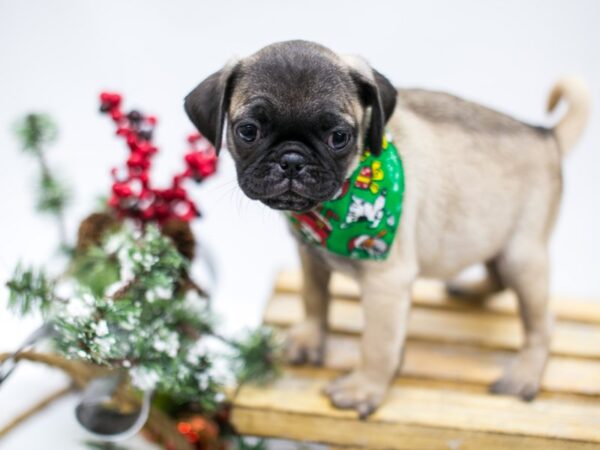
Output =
[
  {"x1": 276, "y1": 271, "x2": 600, "y2": 325},
  {"x1": 230, "y1": 272, "x2": 600, "y2": 449},
  {"x1": 232, "y1": 369, "x2": 600, "y2": 449},
  {"x1": 270, "y1": 330, "x2": 600, "y2": 396},
  {"x1": 265, "y1": 292, "x2": 600, "y2": 359}
]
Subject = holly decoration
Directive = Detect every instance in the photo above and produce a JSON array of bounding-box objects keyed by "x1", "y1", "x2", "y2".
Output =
[
  {"x1": 5, "y1": 97, "x2": 278, "y2": 450},
  {"x1": 100, "y1": 92, "x2": 217, "y2": 225}
]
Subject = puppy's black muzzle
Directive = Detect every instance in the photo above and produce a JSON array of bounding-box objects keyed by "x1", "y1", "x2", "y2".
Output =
[
  {"x1": 279, "y1": 151, "x2": 306, "y2": 178},
  {"x1": 239, "y1": 141, "x2": 341, "y2": 212}
]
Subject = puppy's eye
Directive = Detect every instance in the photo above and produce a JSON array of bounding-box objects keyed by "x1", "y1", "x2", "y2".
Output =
[
  {"x1": 327, "y1": 130, "x2": 349, "y2": 150},
  {"x1": 236, "y1": 123, "x2": 260, "y2": 143}
]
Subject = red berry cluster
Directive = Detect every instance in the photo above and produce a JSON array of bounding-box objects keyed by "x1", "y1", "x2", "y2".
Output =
[
  {"x1": 176, "y1": 416, "x2": 219, "y2": 448},
  {"x1": 99, "y1": 92, "x2": 217, "y2": 224}
]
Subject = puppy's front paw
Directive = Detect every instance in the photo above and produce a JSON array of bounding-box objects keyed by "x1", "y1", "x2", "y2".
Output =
[
  {"x1": 285, "y1": 320, "x2": 325, "y2": 365},
  {"x1": 489, "y1": 347, "x2": 548, "y2": 401},
  {"x1": 323, "y1": 370, "x2": 388, "y2": 419}
]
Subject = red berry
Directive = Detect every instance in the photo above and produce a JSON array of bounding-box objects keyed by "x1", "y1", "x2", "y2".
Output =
[
  {"x1": 101, "y1": 92, "x2": 214, "y2": 226},
  {"x1": 138, "y1": 172, "x2": 149, "y2": 185},
  {"x1": 112, "y1": 183, "x2": 132, "y2": 197},
  {"x1": 110, "y1": 109, "x2": 123, "y2": 121},
  {"x1": 141, "y1": 206, "x2": 155, "y2": 221},
  {"x1": 116, "y1": 126, "x2": 130, "y2": 136}
]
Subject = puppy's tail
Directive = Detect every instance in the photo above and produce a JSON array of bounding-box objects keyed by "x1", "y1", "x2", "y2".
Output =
[{"x1": 547, "y1": 76, "x2": 591, "y2": 156}]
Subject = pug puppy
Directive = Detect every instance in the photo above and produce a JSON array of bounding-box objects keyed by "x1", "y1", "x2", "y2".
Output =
[{"x1": 184, "y1": 40, "x2": 590, "y2": 417}]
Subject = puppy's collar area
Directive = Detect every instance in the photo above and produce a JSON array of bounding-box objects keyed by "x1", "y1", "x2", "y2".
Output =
[{"x1": 286, "y1": 133, "x2": 405, "y2": 260}]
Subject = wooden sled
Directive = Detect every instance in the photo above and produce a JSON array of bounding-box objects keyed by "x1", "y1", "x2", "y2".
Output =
[{"x1": 231, "y1": 271, "x2": 600, "y2": 449}]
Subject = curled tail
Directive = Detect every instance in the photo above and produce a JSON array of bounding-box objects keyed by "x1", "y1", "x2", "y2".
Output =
[{"x1": 547, "y1": 76, "x2": 591, "y2": 156}]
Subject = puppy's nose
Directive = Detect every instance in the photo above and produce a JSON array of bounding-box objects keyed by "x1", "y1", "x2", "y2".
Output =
[{"x1": 279, "y1": 152, "x2": 306, "y2": 177}]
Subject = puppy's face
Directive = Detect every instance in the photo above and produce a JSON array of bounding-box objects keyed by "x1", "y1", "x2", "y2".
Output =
[{"x1": 185, "y1": 40, "x2": 396, "y2": 212}]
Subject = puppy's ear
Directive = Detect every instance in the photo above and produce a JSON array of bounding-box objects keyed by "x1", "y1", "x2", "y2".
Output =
[
  {"x1": 184, "y1": 61, "x2": 240, "y2": 154},
  {"x1": 351, "y1": 68, "x2": 397, "y2": 156}
]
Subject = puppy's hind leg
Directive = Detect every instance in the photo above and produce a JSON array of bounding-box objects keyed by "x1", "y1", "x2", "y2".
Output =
[
  {"x1": 490, "y1": 241, "x2": 552, "y2": 401},
  {"x1": 446, "y1": 260, "x2": 505, "y2": 301}
]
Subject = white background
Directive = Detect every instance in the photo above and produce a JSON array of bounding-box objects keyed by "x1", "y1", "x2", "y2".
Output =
[{"x1": 0, "y1": 1, "x2": 599, "y2": 449}]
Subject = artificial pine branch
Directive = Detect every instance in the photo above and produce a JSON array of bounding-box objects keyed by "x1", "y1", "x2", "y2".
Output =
[
  {"x1": 14, "y1": 113, "x2": 71, "y2": 249},
  {"x1": 37, "y1": 173, "x2": 70, "y2": 214},
  {"x1": 229, "y1": 328, "x2": 280, "y2": 386},
  {"x1": 6, "y1": 264, "x2": 59, "y2": 317},
  {"x1": 15, "y1": 113, "x2": 58, "y2": 154},
  {"x1": 6, "y1": 225, "x2": 279, "y2": 408}
]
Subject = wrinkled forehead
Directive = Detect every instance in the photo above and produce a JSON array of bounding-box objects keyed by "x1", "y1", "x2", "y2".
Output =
[{"x1": 229, "y1": 51, "x2": 360, "y2": 125}]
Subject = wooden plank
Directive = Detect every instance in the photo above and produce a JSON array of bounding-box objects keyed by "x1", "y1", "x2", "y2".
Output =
[
  {"x1": 275, "y1": 271, "x2": 600, "y2": 325},
  {"x1": 231, "y1": 369, "x2": 600, "y2": 449},
  {"x1": 265, "y1": 293, "x2": 600, "y2": 359},
  {"x1": 233, "y1": 408, "x2": 600, "y2": 450},
  {"x1": 234, "y1": 272, "x2": 600, "y2": 449},
  {"x1": 282, "y1": 331, "x2": 600, "y2": 396}
]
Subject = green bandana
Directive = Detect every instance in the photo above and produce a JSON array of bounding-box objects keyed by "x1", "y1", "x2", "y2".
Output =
[{"x1": 286, "y1": 133, "x2": 405, "y2": 260}]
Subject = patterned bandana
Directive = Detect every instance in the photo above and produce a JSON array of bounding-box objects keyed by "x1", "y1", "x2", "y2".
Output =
[{"x1": 285, "y1": 133, "x2": 405, "y2": 260}]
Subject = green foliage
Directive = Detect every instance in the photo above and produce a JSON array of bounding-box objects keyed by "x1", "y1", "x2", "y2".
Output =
[
  {"x1": 6, "y1": 224, "x2": 279, "y2": 415},
  {"x1": 230, "y1": 328, "x2": 280, "y2": 385},
  {"x1": 14, "y1": 112, "x2": 71, "y2": 247},
  {"x1": 43, "y1": 225, "x2": 244, "y2": 408},
  {"x1": 124, "y1": 226, "x2": 189, "y2": 296},
  {"x1": 37, "y1": 173, "x2": 70, "y2": 214},
  {"x1": 71, "y1": 245, "x2": 120, "y2": 297},
  {"x1": 14, "y1": 113, "x2": 58, "y2": 154},
  {"x1": 6, "y1": 264, "x2": 57, "y2": 317}
]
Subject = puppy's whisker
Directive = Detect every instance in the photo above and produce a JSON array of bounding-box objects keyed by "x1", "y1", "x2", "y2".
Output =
[
  {"x1": 212, "y1": 178, "x2": 239, "y2": 192},
  {"x1": 214, "y1": 183, "x2": 242, "y2": 204}
]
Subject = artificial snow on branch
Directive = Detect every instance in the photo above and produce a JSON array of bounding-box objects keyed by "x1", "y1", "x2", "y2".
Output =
[{"x1": 4, "y1": 94, "x2": 279, "y2": 450}]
